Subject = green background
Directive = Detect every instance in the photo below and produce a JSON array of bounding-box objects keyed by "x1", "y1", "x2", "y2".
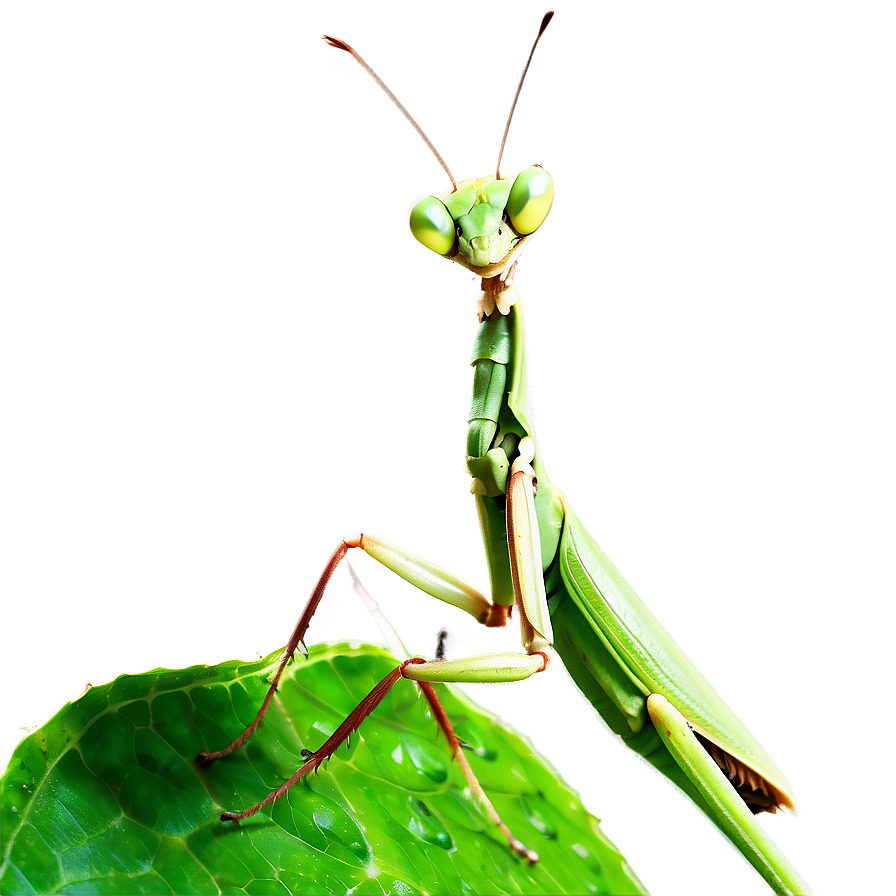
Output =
[{"x1": 5, "y1": 2, "x2": 891, "y2": 890}]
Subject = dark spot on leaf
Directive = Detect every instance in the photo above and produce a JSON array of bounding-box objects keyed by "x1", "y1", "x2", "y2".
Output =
[{"x1": 137, "y1": 752, "x2": 161, "y2": 773}]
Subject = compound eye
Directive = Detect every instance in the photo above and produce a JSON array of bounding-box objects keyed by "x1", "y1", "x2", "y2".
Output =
[
  {"x1": 409, "y1": 196, "x2": 456, "y2": 255},
  {"x1": 506, "y1": 166, "x2": 554, "y2": 235}
]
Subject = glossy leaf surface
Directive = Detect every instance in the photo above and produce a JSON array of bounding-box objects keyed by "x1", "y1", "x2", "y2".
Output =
[{"x1": 1, "y1": 642, "x2": 644, "y2": 895}]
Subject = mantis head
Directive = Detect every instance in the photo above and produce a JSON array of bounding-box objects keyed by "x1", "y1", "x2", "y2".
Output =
[
  {"x1": 409, "y1": 167, "x2": 554, "y2": 277},
  {"x1": 320, "y1": 9, "x2": 557, "y2": 300}
]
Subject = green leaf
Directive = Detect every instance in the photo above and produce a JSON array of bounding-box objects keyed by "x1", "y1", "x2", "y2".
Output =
[{"x1": 1, "y1": 642, "x2": 644, "y2": 895}]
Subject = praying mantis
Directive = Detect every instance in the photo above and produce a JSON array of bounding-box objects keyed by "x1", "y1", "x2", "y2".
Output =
[{"x1": 196, "y1": 12, "x2": 809, "y2": 895}]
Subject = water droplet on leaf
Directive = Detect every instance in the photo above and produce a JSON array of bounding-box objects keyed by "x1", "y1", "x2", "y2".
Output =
[{"x1": 406, "y1": 798, "x2": 453, "y2": 850}]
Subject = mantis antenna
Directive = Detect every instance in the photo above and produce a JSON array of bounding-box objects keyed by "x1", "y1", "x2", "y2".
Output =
[
  {"x1": 322, "y1": 34, "x2": 457, "y2": 190},
  {"x1": 325, "y1": 12, "x2": 553, "y2": 188},
  {"x1": 495, "y1": 10, "x2": 554, "y2": 180}
]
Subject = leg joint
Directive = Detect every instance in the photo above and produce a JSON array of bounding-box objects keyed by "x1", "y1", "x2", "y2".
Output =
[{"x1": 485, "y1": 603, "x2": 513, "y2": 627}]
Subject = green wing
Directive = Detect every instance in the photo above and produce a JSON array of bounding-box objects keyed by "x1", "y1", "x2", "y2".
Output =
[{"x1": 553, "y1": 505, "x2": 794, "y2": 812}]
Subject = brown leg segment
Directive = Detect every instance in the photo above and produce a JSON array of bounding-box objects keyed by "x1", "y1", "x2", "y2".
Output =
[
  {"x1": 196, "y1": 540, "x2": 350, "y2": 766},
  {"x1": 217, "y1": 657, "x2": 425, "y2": 821},
  {"x1": 416, "y1": 680, "x2": 538, "y2": 863}
]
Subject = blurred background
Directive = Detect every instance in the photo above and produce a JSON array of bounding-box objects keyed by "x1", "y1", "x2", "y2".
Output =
[{"x1": 2, "y1": 2, "x2": 894, "y2": 892}]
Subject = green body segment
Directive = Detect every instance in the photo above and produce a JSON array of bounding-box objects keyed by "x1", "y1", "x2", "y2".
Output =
[
  {"x1": 466, "y1": 358, "x2": 507, "y2": 465},
  {"x1": 467, "y1": 302, "x2": 793, "y2": 813},
  {"x1": 467, "y1": 309, "x2": 564, "y2": 607},
  {"x1": 466, "y1": 317, "x2": 519, "y2": 497}
]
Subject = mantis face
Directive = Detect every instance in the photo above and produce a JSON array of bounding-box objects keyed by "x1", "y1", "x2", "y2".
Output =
[{"x1": 410, "y1": 166, "x2": 554, "y2": 277}]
